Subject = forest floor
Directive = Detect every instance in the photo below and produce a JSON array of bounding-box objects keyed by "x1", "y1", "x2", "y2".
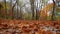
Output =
[{"x1": 0, "y1": 19, "x2": 60, "y2": 34}]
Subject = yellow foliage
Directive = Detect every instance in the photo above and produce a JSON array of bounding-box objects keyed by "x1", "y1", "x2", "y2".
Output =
[{"x1": 40, "y1": 3, "x2": 54, "y2": 19}]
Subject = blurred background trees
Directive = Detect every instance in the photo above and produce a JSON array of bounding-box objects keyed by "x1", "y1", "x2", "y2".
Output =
[{"x1": 0, "y1": 0, "x2": 60, "y2": 20}]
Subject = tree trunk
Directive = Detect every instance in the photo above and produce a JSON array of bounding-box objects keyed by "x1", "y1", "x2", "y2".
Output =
[
  {"x1": 4, "y1": 0, "x2": 7, "y2": 19},
  {"x1": 16, "y1": 0, "x2": 19, "y2": 19},
  {"x1": 36, "y1": 0, "x2": 39, "y2": 20},
  {"x1": 36, "y1": 9, "x2": 39, "y2": 20},
  {"x1": 51, "y1": 0, "x2": 55, "y2": 20},
  {"x1": 10, "y1": 0, "x2": 14, "y2": 19},
  {"x1": 11, "y1": 0, "x2": 17, "y2": 19},
  {"x1": 19, "y1": 7, "x2": 22, "y2": 20},
  {"x1": 30, "y1": 0, "x2": 35, "y2": 20}
]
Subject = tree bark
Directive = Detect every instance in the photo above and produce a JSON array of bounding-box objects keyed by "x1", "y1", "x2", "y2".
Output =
[
  {"x1": 19, "y1": 7, "x2": 22, "y2": 20},
  {"x1": 16, "y1": 0, "x2": 19, "y2": 19},
  {"x1": 30, "y1": 0, "x2": 35, "y2": 20},
  {"x1": 51, "y1": 0, "x2": 55, "y2": 20},
  {"x1": 4, "y1": 0, "x2": 7, "y2": 19},
  {"x1": 36, "y1": 0, "x2": 39, "y2": 20}
]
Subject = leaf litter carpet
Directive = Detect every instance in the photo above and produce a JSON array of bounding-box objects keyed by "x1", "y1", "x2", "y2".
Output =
[{"x1": 0, "y1": 19, "x2": 60, "y2": 34}]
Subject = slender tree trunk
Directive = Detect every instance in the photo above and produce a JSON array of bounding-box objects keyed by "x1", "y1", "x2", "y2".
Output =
[
  {"x1": 16, "y1": 0, "x2": 19, "y2": 19},
  {"x1": 0, "y1": 4, "x2": 3, "y2": 15},
  {"x1": 36, "y1": 0, "x2": 39, "y2": 20},
  {"x1": 36, "y1": 9, "x2": 39, "y2": 20},
  {"x1": 11, "y1": 0, "x2": 16, "y2": 19},
  {"x1": 4, "y1": 0, "x2": 7, "y2": 19},
  {"x1": 19, "y1": 7, "x2": 22, "y2": 20},
  {"x1": 51, "y1": 0, "x2": 55, "y2": 20},
  {"x1": 30, "y1": 0, "x2": 35, "y2": 20},
  {"x1": 10, "y1": 0, "x2": 14, "y2": 19}
]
